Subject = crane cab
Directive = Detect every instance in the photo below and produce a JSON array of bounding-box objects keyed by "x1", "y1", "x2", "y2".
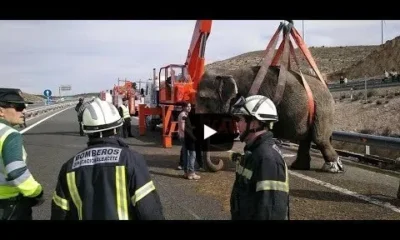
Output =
[{"x1": 158, "y1": 64, "x2": 196, "y2": 105}]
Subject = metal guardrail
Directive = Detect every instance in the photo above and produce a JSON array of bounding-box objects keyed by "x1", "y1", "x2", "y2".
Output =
[
  {"x1": 279, "y1": 129, "x2": 400, "y2": 198},
  {"x1": 330, "y1": 130, "x2": 400, "y2": 200},
  {"x1": 328, "y1": 77, "x2": 400, "y2": 92},
  {"x1": 332, "y1": 131, "x2": 400, "y2": 151},
  {"x1": 25, "y1": 101, "x2": 75, "y2": 119}
]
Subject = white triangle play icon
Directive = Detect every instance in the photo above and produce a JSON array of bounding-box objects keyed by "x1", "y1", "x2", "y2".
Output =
[{"x1": 204, "y1": 124, "x2": 217, "y2": 140}]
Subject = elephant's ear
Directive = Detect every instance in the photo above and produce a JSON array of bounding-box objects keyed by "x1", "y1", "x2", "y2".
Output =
[{"x1": 215, "y1": 75, "x2": 238, "y2": 103}]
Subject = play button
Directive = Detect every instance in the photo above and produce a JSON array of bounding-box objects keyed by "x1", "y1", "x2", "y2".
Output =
[{"x1": 203, "y1": 124, "x2": 217, "y2": 140}]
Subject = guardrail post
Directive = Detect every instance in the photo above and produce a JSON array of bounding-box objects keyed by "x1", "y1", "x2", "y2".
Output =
[
  {"x1": 350, "y1": 88, "x2": 353, "y2": 100},
  {"x1": 365, "y1": 145, "x2": 370, "y2": 155},
  {"x1": 364, "y1": 78, "x2": 368, "y2": 102}
]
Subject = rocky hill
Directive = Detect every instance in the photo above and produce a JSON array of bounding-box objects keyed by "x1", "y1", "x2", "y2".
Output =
[
  {"x1": 21, "y1": 92, "x2": 45, "y2": 103},
  {"x1": 206, "y1": 45, "x2": 379, "y2": 82},
  {"x1": 329, "y1": 36, "x2": 400, "y2": 80}
]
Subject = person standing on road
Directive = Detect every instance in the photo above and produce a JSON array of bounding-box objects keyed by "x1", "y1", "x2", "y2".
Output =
[
  {"x1": 118, "y1": 99, "x2": 134, "y2": 138},
  {"x1": 75, "y1": 98, "x2": 84, "y2": 136},
  {"x1": 51, "y1": 98, "x2": 164, "y2": 220},
  {"x1": 229, "y1": 95, "x2": 289, "y2": 220},
  {"x1": 0, "y1": 88, "x2": 44, "y2": 220},
  {"x1": 76, "y1": 96, "x2": 96, "y2": 136},
  {"x1": 182, "y1": 102, "x2": 200, "y2": 180},
  {"x1": 176, "y1": 102, "x2": 189, "y2": 170}
]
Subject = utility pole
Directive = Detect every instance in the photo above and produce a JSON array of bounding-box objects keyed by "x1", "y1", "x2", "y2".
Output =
[
  {"x1": 381, "y1": 20, "x2": 384, "y2": 44},
  {"x1": 138, "y1": 79, "x2": 143, "y2": 91}
]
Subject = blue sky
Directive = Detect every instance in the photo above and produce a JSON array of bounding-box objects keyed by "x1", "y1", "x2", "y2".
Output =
[{"x1": 1, "y1": 20, "x2": 399, "y2": 95}]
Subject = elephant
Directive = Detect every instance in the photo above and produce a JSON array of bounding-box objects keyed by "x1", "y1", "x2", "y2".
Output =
[{"x1": 195, "y1": 64, "x2": 344, "y2": 173}]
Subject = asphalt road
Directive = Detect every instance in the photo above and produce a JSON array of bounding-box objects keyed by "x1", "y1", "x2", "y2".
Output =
[{"x1": 19, "y1": 108, "x2": 400, "y2": 220}]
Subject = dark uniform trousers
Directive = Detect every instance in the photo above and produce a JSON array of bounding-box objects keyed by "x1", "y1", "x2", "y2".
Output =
[
  {"x1": 0, "y1": 197, "x2": 31, "y2": 220},
  {"x1": 122, "y1": 118, "x2": 133, "y2": 138},
  {"x1": 0, "y1": 194, "x2": 44, "y2": 220},
  {"x1": 50, "y1": 137, "x2": 165, "y2": 220},
  {"x1": 230, "y1": 131, "x2": 290, "y2": 220},
  {"x1": 75, "y1": 102, "x2": 84, "y2": 136}
]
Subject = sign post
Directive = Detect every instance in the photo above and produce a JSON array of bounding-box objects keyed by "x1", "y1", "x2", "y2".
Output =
[
  {"x1": 59, "y1": 85, "x2": 72, "y2": 99},
  {"x1": 43, "y1": 89, "x2": 52, "y2": 105}
]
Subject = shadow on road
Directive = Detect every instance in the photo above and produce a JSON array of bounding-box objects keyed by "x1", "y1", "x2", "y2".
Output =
[
  {"x1": 149, "y1": 170, "x2": 184, "y2": 180},
  {"x1": 142, "y1": 153, "x2": 180, "y2": 170}
]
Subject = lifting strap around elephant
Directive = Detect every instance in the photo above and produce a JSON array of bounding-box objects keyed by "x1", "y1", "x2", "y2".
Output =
[{"x1": 248, "y1": 20, "x2": 328, "y2": 127}]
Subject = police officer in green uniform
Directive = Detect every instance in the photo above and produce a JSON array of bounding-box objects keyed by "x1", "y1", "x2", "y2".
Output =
[{"x1": 0, "y1": 88, "x2": 44, "y2": 220}]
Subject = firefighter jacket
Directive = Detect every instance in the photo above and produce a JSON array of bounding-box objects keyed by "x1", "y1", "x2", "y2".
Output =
[
  {"x1": 0, "y1": 120, "x2": 43, "y2": 201},
  {"x1": 230, "y1": 131, "x2": 289, "y2": 220},
  {"x1": 50, "y1": 137, "x2": 165, "y2": 220}
]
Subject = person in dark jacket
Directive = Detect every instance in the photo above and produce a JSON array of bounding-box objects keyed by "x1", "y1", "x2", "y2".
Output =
[
  {"x1": 51, "y1": 97, "x2": 164, "y2": 220},
  {"x1": 229, "y1": 95, "x2": 289, "y2": 220},
  {"x1": 75, "y1": 98, "x2": 84, "y2": 136},
  {"x1": 183, "y1": 105, "x2": 200, "y2": 180}
]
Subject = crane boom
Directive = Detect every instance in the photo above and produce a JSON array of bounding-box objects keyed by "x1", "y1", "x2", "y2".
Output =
[
  {"x1": 184, "y1": 20, "x2": 212, "y2": 91},
  {"x1": 139, "y1": 20, "x2": 213, "y2": 148}
]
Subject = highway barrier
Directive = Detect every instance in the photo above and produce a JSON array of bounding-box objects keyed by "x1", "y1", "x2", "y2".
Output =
[
  {"x1": 328, "y1": 76, "x2": 400, "y2": 92},
  {"x1": 25, "y1": 101, "x2": 76, "y2": 119}
]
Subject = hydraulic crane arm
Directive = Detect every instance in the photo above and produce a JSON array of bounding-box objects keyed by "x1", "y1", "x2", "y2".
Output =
[{"x1": 184, "y1": 20, "x2": 212, "y2": 91}]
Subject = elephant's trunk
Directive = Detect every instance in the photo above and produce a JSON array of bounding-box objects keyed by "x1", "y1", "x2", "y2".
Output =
[{"x1": 202, "y1": 151, "x2": 224, "y2": 172}]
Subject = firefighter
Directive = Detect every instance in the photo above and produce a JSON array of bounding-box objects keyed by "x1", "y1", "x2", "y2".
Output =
[
  {"x1": 51, "y1": 98, "x2": 164, "y2": 220},
  {"x1": 0, "y1": 88, "x2": 44, "y2": 220},
  {"x1": 118, "y1": 99, "x2": 134, "y2": 138},
  {"x1": 229, "y1": 95, "x2": 289, "y2": 220}
]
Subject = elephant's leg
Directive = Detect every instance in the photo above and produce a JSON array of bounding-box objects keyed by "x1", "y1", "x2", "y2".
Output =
[
  {"x1": 290, "y1": 138, "x2": 311, "y2": 170},
  {"x1": 315, "y1": 138, "x2": 344, "y2": 173}
]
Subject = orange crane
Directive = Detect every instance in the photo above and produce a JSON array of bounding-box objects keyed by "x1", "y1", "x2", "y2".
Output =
[
  {"x1": 138, "y1": 20, "x2": 212, "y2": 148},
  {"x1": 112, "y1": 78, "x2": 136, "y2": 115}
]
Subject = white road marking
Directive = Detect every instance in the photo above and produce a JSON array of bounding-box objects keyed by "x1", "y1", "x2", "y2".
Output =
[
  {"x1": 230, "y1": 148, "x2": 400, "y2": 214},
  {"x1": 288, "y1": 170, "x2": 400, "y2": 214},
  {"x1": 20, "y1": 106, "x2": 73, "y2": 134}
]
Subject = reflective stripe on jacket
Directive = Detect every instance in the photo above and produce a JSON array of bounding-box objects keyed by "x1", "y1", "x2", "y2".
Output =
[
  {"x1": 51, "y1": 137, "x2": 164, "y2": 220},
  {"x1": 0, "y1": 123, "x2": 42, "y2": 199},
  {"x1": 120, "y1": 105, "x2": 130, "y2": 119}
]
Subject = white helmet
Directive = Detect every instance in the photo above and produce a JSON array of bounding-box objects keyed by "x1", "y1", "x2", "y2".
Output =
[
  {"x1": 231, "y1": 95, "x2": 278, "y2": 122},
  {"x1": 82, "y1": 97, "x2": 123, "y2": 134}
]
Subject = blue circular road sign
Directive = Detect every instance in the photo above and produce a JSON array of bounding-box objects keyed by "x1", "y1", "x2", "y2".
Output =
[{"x1": 44, "y1": 89, "x2": 52, "y2": 97}]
